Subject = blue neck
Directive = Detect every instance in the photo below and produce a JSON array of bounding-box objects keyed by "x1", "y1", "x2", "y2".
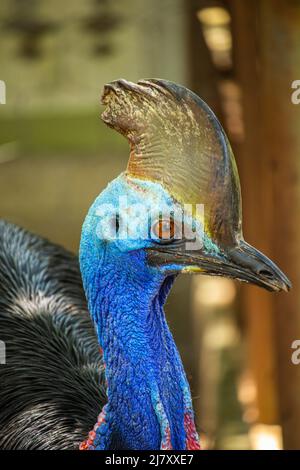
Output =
[{"x1": 80, "y1": 234, "x2": 199, "y2": 450}]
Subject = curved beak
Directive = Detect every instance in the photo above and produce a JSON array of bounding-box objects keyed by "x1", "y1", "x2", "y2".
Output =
[
  {"x1": 147, "y1": 239, "x2": 291, "y2": 293},
  {"x1": 101, "y1": 78, "x2": 291, "y2": 294}
]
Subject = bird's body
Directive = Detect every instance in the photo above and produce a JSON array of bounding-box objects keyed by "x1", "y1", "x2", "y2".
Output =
[
  {"x1": 0, "y1": 220, "x2": 106, "y2": 449},
  {"x1": 0, "y1": 79, "x2": 290, "y2": 450}
]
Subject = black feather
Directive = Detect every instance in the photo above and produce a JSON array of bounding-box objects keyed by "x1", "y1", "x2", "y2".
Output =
[{"x1": 0, "y1": 220, "x2": 106, "y2": 450}]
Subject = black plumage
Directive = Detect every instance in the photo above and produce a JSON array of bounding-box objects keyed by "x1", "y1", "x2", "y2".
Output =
[
  {"x1": 0, "y1": 220, "x2": 106, "y2": 450},
  {"x1": 0, "y1": 78, "x2": 291, "y2": 451}
]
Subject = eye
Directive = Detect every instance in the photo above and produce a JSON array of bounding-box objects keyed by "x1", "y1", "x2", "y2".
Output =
[
  {"x1": 115, "y1": 213, "x2": 120, "y2": 234},
  {"x1": 151, "y1": 217, "x2": 176, "y2": 243},
  {"x1": 108, "y1": 213, "x2": 120, "y2": 238}
]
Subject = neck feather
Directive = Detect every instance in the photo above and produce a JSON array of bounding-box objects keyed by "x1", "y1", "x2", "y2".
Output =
[{"x1": 79, "y1": 240, "x2": 200, "y2": 450}]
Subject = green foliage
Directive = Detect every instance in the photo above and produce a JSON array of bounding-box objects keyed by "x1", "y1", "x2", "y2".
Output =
[{"x1": 0, "y1": 111, "x2": 127, "y2": 157}]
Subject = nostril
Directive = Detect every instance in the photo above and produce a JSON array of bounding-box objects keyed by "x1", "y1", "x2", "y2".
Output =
[{"x1": 258, "y1": 269, "x2": 274, "y2": 278}]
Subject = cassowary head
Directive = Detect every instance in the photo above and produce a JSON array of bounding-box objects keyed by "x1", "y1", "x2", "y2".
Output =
[
  {"x1": 85, "y1": 78, "x2": 290, "y2": 293},
  {"x1": 78, "y1": 78, "x2": 291, "y2": 451}
]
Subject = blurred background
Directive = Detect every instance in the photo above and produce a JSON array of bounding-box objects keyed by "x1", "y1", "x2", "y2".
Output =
[{"x1": 1, "y1": 0, "x2": 300, "y2": 450}]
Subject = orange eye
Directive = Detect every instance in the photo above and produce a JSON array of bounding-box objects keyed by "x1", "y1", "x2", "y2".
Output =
[{"x1": 152, "y1": 218, "x2": 175, "y2": 241}]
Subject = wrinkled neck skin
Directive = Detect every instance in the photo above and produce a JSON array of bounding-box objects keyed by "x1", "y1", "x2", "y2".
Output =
[{"x1": 79, "y1": 230, "x2": 200, "y2": 450}]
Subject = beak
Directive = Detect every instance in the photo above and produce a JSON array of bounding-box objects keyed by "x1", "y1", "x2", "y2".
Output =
[{"x1": 147, "y1": 239, "x2": 291, "y2": 293}]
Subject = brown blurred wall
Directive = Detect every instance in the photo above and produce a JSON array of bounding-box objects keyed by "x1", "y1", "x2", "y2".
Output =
[{"x1": 230, "y1": 0, "x2": 300, "y2": 449}]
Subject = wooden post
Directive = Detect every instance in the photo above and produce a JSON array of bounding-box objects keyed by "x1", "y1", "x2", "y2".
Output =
[
  {"x1": 229, "y1": 0, "x2": 279, "y2": 426},
  {"x1": 230, "y1": 0, "x2": 300, "y2": 448},
  {"x1": 259, "y1": 0, "x2": 300, "y2": 449}
]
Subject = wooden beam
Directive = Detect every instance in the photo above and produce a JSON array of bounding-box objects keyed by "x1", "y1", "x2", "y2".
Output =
[
  {"x1": 229, "y1": 0, "x2": 279, "y2": 426},
  {"x1": 230, "y1": 0, "x2": 300, "y2": 448},
  {"x1": 258, "y1": 0, "x2": 300, "y2": 449}
]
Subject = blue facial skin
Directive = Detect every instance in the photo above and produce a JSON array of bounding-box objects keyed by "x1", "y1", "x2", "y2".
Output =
[{"x1": 79, "y1": 174, "x2": 218, "y2": 450}]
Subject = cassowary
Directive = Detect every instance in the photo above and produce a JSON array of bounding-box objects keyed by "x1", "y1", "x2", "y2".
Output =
[{"x1": 0, "y1": 79, "x2": 291, "y2": 450}]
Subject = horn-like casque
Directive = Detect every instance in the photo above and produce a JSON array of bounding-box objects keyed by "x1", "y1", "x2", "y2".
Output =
[{"x1": 101, "y1": 78, "x2": 241, "y2": 247}]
